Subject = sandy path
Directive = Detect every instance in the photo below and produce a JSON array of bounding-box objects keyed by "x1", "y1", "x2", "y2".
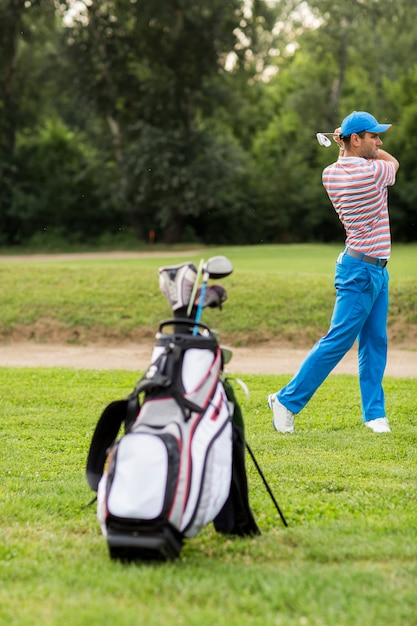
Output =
[{"x1": 1, "y1": 342, "x2": 416, "y2": 377}]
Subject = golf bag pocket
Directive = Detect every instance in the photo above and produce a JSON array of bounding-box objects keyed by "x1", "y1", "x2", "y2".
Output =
[
  {"x1": 101, "y1": 431, "x2": 180, "y2": 528},
  {"x1": 181, "y1": 348, "x2": 215, "y2": 393},
  {"x1": 181, "y1": 412, "x2": 232, "y2": 537}
]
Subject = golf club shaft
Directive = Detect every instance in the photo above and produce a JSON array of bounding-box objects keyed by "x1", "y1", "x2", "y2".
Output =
[
  {"x1": 193, "y1": 270, "x2": 209, "y2": 335},
  {"x1": 187, "y1": 258, "x2": 204, "y2": 317}
]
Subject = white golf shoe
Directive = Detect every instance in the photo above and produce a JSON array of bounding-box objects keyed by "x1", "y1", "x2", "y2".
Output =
[
  {"x1": 268, "y1": 394, "x2": 294, "y2": 434},
  {"x1": 364, "y1": 417, "x2": 391, "y2": 433}
]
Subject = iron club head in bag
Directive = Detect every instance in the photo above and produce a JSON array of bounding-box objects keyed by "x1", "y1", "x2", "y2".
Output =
[{"x1": 195, "y1": 284, "x2": 227, "y2": 310}]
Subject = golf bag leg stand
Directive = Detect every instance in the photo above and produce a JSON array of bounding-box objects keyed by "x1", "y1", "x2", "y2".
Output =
[{"x1": 245, "y1": 442, "x2": 288, "y2": 527}]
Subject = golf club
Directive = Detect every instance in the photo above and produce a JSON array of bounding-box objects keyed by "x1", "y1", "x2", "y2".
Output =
[
  {"x1": 193, "y1": 255, "x2": 233, "y2": 335},
  {"x1": 200, "y1": 255, "x2": 234, "y2": 280},
  {"x1": 316, "y1": 132, "x2": 341, "y2": 148},
  {"x1": 187, "y1": 258, "x2": 204, "y2": 317}
]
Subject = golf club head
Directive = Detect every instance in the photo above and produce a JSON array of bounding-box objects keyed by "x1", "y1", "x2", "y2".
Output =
[
  {"x1": 204, "y1": 255, "x2": 233, "y2": 279},
  {"x1": 316, "y1": 133, "x2": 332, "y2": 148},
  {"x1": 195, "y1": 284, "x2": 227, "y2": 309}
]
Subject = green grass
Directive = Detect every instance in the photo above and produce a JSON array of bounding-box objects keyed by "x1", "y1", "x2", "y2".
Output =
[
  {"x1": 1, "y1": 243, "x2": 417, "y2": 346},
  {"x1": 1, "y1": 367, "x2": 417, "y2": 625},
  {"x1": 1, "y1": 244, "x2": 417, "y2": 624}
]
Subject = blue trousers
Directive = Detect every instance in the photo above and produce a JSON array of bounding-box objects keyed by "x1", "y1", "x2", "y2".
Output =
[{"x1": 278, "y1": 252, "x2": 389, "y2": 422}]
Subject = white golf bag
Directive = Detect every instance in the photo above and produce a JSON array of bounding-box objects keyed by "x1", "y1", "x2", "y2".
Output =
[{"x1": 86, "y1": 262, "x2": 260, "y2": 561}]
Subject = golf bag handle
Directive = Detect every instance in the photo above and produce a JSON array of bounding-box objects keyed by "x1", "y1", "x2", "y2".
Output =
[{"x1": 158, "y1": 318, "x2": 216, "y2": 338}]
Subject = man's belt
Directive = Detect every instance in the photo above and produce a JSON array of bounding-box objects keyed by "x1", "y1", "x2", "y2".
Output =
[{"x1": 345, "y1": 248, "x2": 388, "y2": 267}]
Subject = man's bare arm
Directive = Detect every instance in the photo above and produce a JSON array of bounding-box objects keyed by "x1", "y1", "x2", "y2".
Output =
[{"x1": 376, "y1": 149, "x2": 399, "y2": 172}]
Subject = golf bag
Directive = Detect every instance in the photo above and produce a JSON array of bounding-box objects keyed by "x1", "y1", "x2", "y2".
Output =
[{"x1": 86, "y1": 316, "x2": 260, "y2": 562}]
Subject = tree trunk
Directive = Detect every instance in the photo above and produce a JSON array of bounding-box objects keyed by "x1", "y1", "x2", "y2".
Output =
[{"x1": 0, "y1": 0, "x2": 22, "y2": 159}]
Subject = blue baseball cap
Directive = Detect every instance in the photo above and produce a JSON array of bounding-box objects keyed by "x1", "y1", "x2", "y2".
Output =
[{"x1": 340, "y1": 111, "x2": 391, "y2": 138}]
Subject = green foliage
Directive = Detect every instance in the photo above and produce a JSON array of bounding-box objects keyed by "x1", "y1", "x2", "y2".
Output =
[
  {"x1": 251, "y1": 96, "x2": 343, "y2": 243},
  {"x1": 123, "y1": 121, "x2": 260, "y2": 243},
  {"x1": 0, "y1": 1, "x2": 59, "y2": 245},
  {"x1": 1, "y1": 0, "x2": 417, "y2": 245},
  {"x1": 382, "y1": 67, "x2": 417, "y2": 240},
  {"x1": 7, "y1": 119, "x2": 122, "y2": 244},
  {"x1": 1, "y1": 366, "x2": 417, "y2": 625},
  {"x1": 56, "y1": 0, "x2": 256, "y2": 243},
  {"x1": 244, "y1": 0, "x2": 417, "y2": 243}
]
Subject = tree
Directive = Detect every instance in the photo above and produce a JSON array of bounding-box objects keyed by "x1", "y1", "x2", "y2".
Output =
[
  {"x1": 3, "y1": 0, "x2": 417, "y2": 247},
  {"x1": 9, "y1": 119, "x2": 121, "y2": 244},
  {"x1": 383, "y1": 67, "x2": 417, "y2": 241},
  {"x1": 246, "y1": 0, "x2": 417, "y2": 243},
  {"x1": 57, "y1": 0, "x2": 283, "y2": 243},
  {"x1": 0, "y1": 0, "x2": 59, "y2": 243}
]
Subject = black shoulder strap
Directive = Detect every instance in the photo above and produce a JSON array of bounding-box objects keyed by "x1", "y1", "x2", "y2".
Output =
[{"x1": 86, "y1": 399, "x2": 129, "y2": 492}]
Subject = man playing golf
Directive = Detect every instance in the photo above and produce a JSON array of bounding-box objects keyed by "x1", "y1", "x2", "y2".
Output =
[{"x1": 268, "y1": 110, "x2": 399, "y2": 434}]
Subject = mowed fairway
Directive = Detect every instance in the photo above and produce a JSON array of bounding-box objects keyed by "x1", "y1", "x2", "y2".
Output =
[{"x1": 1, "y1": 244, "x2": 417, "y2": 626}]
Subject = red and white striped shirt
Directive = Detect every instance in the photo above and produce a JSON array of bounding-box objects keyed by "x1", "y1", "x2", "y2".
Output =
[{"x1": 322, "y1": 157, "x2": 396, "y2": 259}]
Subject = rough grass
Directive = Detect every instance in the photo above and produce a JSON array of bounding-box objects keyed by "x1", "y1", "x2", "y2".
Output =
[{"x1": 1, "y1": 243, "x2": 417, "y2": 347}]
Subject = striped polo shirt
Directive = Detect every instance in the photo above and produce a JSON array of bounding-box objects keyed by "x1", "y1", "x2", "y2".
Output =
[{"x1": 322, "y1": 157, "x2": 396, "y2": 259}]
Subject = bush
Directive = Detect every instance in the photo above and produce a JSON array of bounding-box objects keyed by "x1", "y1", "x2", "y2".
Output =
[{"x1": 6, "y1": 120, "x2": 125, "y2": 244}]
